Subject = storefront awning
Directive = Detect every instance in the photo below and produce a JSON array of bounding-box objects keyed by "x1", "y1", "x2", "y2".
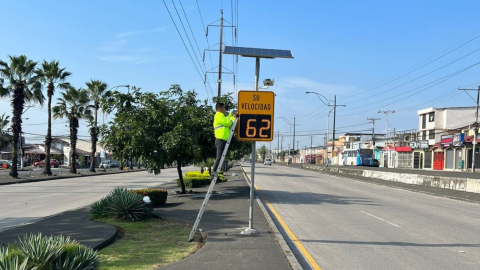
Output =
[
  {"x1": 395, "y1": 146, "x2": 412, "y2": 152},
  {"x1": 382, "y1": 145, "x2": 394, "y2": 151},
  {"x1": 463, "y1": 135, "x2": 480, "y2": 143}
]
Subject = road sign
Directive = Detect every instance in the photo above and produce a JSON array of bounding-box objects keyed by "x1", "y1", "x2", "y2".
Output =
[{"x1": 237, "y1": 91, "x2": 275, "y2": 141}]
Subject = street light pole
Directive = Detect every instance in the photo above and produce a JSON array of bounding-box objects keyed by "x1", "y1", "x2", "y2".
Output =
[
  {"x1": 379, "y1": 106, "x2": 395, "y2": 168},
  {"x1": 305, "y1": 92, "x2": 345, "y2": 166},
  {"x1": 458, "y1": 86, "x2": 480, "y2": 172}
]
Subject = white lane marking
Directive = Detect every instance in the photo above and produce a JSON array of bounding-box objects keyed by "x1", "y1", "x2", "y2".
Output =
[{"x1": 360, "y1": 210, "x2": 401, "y2": 228}]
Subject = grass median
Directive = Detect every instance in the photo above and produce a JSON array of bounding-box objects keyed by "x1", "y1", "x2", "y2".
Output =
[{"x1": 96, "y1": 217, "x2": 203, "y2": 270}]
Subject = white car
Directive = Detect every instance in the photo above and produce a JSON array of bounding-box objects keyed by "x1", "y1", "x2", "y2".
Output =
[
  {"x1": 264, "y1": 158, "x2": 272, "y2": 166},
  {"x1": 99, "y1": 160, "x2": 112, "y2": 169}
]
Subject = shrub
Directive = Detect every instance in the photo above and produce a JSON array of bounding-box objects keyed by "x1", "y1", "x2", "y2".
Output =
[
  {"x1": 131, "y1": 188, "x2": 168, "y2": 207},
  {"x1": 17, "y1": 233, "x2": 67, "y2": 269},
  {"x1": 0, "y1": 246, "x2": 28, "y2": 270},
  {"x1": 2, "y1": 235, "x2": 100, "y2": 270},
  {"x1": 107, "y1": 188, "x2": 150, "y2": 221},
  {"x1": 90, "y1": 197, "x2": 110, "y2": 219},
  {"x1": 55, "y1": 244, "x2": 101, "y2": 270}
]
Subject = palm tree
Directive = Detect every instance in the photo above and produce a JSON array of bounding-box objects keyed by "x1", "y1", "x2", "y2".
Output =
[
  {"x1": 0, "y1": 113, "x2": 11, "y2": 151},
  {"x1": 53, "y1": 87, "x2": 91, "y2": 174},
  {"x1": 85, "y1": 80, "x2": 109, "y2": 172},
  {"x1": 0, "y1": 55, "x2": 44, "y2": 177},
  {"x1": 36, "y1": 60, "x2": 71, "y2": 176}
]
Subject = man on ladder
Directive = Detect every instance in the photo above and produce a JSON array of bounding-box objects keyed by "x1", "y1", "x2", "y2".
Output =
[
  {"x1": 188, "y1": 103, "x2": 238, "y2": 241},
  {"x1": 212, "y1": 102, "x2": 237, "y2": 179}
]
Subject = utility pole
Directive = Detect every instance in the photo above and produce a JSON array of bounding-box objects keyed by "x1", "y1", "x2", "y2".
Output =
[
  {"x1": 379, "y1": 105, "x2": 395, "y2": 168},
  {"x1": 217, "y1": 10, "x2": 224, "y2": 98},
  {"x1": 205, "y1": 10, "x2": 236, "y2": 99},
  {"x1": 367, "y1": 117, "x2": 381, "y2": 149},
  {"x1": 458, "y1": 86, "x2": 480, "y2": 172},
  {"x1": 292, "y1": 117, "x2": 296, "y2": 164},
  {"x1": 310, "y1": 136, "x2": 313, "y2": 163},
  {"x1": 331, "y1": 95, "x2": 346, "y2": 165},
  {"x1": 393, "y1": 128, "x2": 396, "y2": 168},
  {"x1": 277, "y1": 130, "x2": 280, "y2": 161},
  {"x1": 324, "y1": 133, "x2": 327, "y2": 164},
  {"x1": 281, "y1": 135, "x2": 283, "y2": 154}
]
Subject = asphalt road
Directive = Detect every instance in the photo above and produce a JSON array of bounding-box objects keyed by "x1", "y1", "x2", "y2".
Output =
[
  {"x1": 241, "y1": 162, "x2": 480, "y2": 270},
  {"x1": 0, "y1": 166, "x2": 194, "y2": 232}
]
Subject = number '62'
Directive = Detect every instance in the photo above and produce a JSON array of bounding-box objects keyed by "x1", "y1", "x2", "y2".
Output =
[{"x1": 246, "y1": 119, "x2": 271, "y2": 137}]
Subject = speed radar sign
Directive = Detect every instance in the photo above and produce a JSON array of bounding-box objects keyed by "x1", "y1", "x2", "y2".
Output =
[{"x1": 237, "y1": 91, "x2": 275, "y2": 142}]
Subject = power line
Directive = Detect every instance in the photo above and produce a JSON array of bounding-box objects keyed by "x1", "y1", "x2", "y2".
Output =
[
  {"x1": 348, "y1": 47, "x2": 480, "y2": 105},
  {"x1": 340, "y1": 30, "x2": 480, "y2": 99},
  {"x1": 178, "y1": 0, "x2": 215, "y2": 99},
  {"x1": 338, "y1": 61, "x2": 480, "y2": 117},
  {"x1": 162, "y1": 0, "x2": 210, "y2": 101}
]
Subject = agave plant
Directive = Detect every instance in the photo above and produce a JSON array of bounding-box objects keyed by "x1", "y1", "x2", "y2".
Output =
[
  {"x1": 17, "y1": 233, "x2": 72, "y2": 269},
  {"x1": 0, "y1": 246, "x2": 28, "y2": 270},
  {"x1": 55, "y1": 244, "x2": 100, "y2": 270},
  {"x1": 107, "y1": 187, "x2": 149, "y2": 221},
  {"x1": 90, "y1": 197, "x2": 110, "y2": 219}
]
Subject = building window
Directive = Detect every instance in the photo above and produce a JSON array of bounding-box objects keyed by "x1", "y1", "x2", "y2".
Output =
[
  {"x1": 422, "y1": 114, "x2": 426, "y2": 129},
  {"x1": 422, "y1": 131, "x2": 427, "y2": 140},
  {"x1": 429, "y1": 112, "x2": 435, "y2": 122},
  {"x1": 429, "y1": 130, "x2": 435, "y2": 139}
]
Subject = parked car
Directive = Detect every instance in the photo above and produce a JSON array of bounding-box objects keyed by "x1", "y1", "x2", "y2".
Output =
[
  {"x1": 264, "y1": 158, "x2": 272, "y2": 166},
  {"x1": 0, "y1": 160, "x2": 10, "y2": 169},
  {"x1": 33, "y1": 159, "x2": 59, "y2": 168},
  {"x1": 99, "y1": 160, "x2": 112, "y2": 169},
  {"x1": 111, "y1": 160, "x2": 119, "y2": 168}
]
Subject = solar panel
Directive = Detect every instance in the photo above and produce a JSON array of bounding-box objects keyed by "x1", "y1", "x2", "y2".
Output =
[{"x1": 223, "y1": 46, "x2": 294, "y2": 59}]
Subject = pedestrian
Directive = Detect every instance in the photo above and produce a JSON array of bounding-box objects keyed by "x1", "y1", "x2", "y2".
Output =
[{"x1": 212, "y1": 103, "x2": 237, "y2": 179}]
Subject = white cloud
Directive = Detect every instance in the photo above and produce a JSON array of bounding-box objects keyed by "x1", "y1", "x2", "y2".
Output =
[
  {"x1": 99, "y1": 39, "x2": 128, "y2": 53},
  {"x1": 115, "y1": 27, "x2": 167, "y2": 38}
]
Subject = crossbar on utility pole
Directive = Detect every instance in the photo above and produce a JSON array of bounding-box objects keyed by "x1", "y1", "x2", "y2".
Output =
[
  {"x1": 367, "y1": 117, "x2": 381, "y2": 149},
  {"x1": 458, "y1": 86, "x2": 480, "y2": 172},
  {"x1": 379, "y1": 106, "x2": 395, "y2": 168}
]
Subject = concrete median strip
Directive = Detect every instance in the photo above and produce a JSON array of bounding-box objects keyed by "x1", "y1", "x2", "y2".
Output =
[{"x1": 240, "y1": 164, "x2": 318, "y2": 270}]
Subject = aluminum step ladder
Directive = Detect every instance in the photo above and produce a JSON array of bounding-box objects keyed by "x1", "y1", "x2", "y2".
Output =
[{"x1": 188, "y1": 118, "x2": 238, "y2": 242}]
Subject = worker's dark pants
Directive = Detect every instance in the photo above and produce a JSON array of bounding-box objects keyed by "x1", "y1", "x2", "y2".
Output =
[{"x1": 212, "y1": 139, "x2": 227, "y2": 176}]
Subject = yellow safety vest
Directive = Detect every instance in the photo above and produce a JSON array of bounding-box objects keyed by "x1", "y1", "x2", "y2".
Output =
[{"x1": 213, "y1": 111, "x2": 235, "y2": 141}]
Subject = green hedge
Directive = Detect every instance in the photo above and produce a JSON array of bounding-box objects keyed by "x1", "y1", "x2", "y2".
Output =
[
  {"x1": 176, "y1": 174, "x2": 226, "y2": 188},
  {"x1": 185, "y1": 171, "x2": 223, "y2": 177},
  {"x1": 131, "y1": 188, "x2": 168, "y2": 207}
]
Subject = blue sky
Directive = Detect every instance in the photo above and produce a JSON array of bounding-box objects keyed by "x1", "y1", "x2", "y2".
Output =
[{"x1": 1, "y1": 0, "x2": 480, "y2": 150}]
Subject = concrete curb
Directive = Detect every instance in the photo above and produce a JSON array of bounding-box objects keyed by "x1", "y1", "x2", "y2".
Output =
[
  {"x1": 277, "y1": 163, "x2": 480, "y2": 204},
  {"x1": 0, "y1": 168, "x2": 147, "y2": 186},
  {"x1": 239, "y1": 164, "x2": 302, "y2": 270}
]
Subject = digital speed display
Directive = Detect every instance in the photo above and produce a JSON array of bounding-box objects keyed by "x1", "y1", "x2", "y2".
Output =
[
  {"x1": 237, "y1": 91, "x2": 274, "y2": 142},
  {"x1": 238, "y1": 114, "x2": 272, "y2": 140}
]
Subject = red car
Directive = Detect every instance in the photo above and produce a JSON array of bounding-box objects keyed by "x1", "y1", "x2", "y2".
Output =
[{"x1": 34, "y1": 159, "x2": 59, "y2": 168}]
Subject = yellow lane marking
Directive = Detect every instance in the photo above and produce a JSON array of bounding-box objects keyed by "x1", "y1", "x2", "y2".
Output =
[{"x1": 242, "y1": 167, "x2": 322, "y2": 270}]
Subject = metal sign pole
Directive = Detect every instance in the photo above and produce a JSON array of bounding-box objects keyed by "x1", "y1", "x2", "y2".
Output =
[{"x1": 243, "y1": 57, "x2": 261, "y2": 235}]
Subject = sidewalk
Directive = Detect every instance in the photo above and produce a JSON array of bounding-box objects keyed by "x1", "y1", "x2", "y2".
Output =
[
  {"x1": 0, "y1": 207, "x2": 117, "y2": 251},
  {"x1": 153, "y1": 164, "x2": 292, "y2": 270},
  {"x1": 0, "y1": 164, "x2": 294, "y2": 270}
]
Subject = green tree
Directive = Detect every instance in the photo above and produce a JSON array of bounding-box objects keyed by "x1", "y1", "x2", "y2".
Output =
[
  {"x1": 53, "y1": 87, "x2": 92, "y2": 174},
  {"x1": 157, "y1": 85, "x2": 205, "y2": 193},
  {"x1": 36, "y1": 60, "x2": 71, "y2": 176},
  {"x1": 0, "y1": 55, "x2": 44, "y2": 177},
  {"x1": 85, "y1": 79, "x2": 109, "y2": 173},
  {"x1": 100, "y1": 88, "x2": 141, "y2": 171},
  {"x1": 0, "y1": 113, "x2": 11, "y2": 150},
  {"x1": 258, "y1": 145, "x2": 268, "y2": 161}
]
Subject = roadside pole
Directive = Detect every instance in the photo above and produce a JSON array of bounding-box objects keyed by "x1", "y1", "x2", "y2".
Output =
[{"x1": 246, "y1": 57, "x2": 261, "y2": 234}]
